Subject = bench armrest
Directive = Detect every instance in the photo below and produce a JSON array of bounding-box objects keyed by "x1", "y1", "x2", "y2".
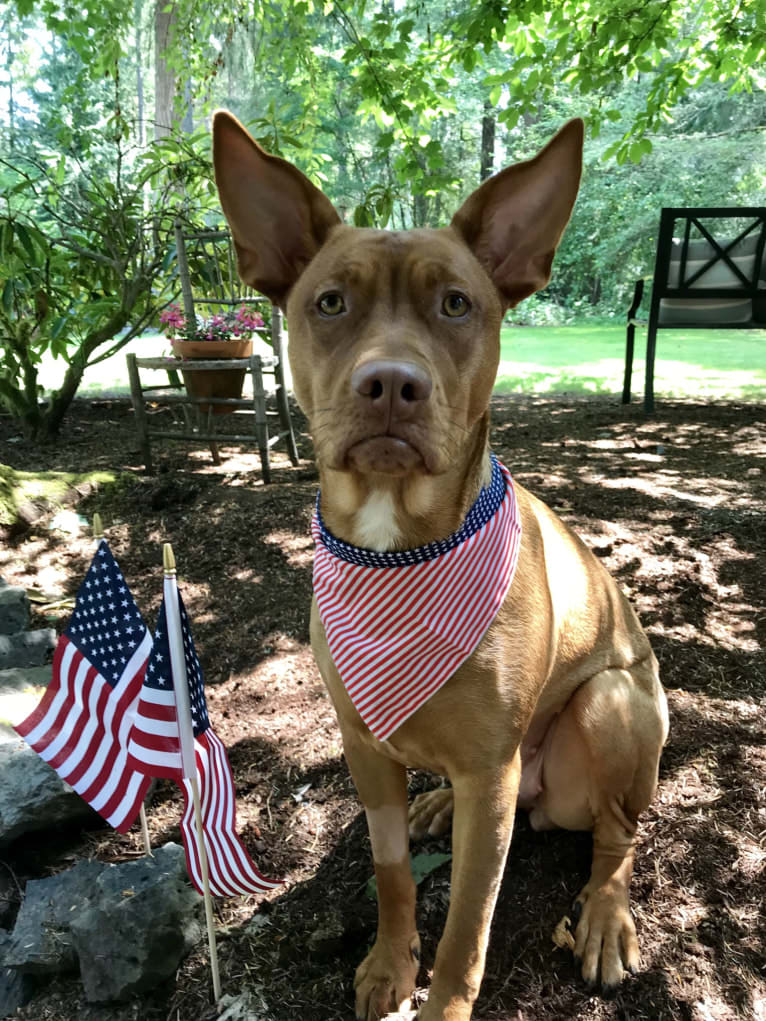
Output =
[{"x1": 627, "y1": 278, "x2": 645, "y2": 320}]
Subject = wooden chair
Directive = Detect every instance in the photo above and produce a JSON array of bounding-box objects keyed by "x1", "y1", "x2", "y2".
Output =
[
  {"x1": 624, "y1": 207, "x2": 766, "y2": 411},
  {"x1": 174, "y1": 223, "x2": 299, "y2": 465},
  {"x1": 127, "y1": 224, "x2": 299, "y2": 478}
]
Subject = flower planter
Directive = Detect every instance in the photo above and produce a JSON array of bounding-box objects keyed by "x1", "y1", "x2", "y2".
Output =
[{"x1": 170, "y1": 339, "x2": 253, "y2": 415}]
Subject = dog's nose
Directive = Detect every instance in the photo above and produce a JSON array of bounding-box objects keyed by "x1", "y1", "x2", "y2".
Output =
[{"x1": 351, "y1": 359, "x2": 432, "y2": 419}]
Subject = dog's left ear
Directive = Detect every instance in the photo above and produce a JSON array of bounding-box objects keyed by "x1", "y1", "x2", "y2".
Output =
[{"x1": 451, "y1": 119, "x2": 584, "y2": 308}]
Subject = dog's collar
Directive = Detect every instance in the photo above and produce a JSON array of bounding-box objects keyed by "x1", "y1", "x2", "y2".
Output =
[{"x1": 314, "y1": 454, "x2": 506, "y2": 569}]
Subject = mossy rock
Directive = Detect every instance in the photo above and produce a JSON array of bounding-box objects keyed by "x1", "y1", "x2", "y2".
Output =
[{"x1": 0, "y1": 464, "x2": 118, "y2": 532}]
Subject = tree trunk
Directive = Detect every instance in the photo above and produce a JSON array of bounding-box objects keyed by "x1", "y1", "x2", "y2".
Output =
[
  {"x1": 41, "y1": 309, "x2": 131, "y2": 438},
  {"x1": 135, "y1": 0, "x2": 145, "y2": 145},
  {"x1": 413, "y1": 192, "x2": 428, "y2": 228},
  {"x1": 4, "y1": 9, "x2": 15, "y2": 151},
  {"x1": 480, "y1": 100, "x2": 495, "y2": 181},
  {"x1": 154, "y1": 1, "x2": 175, "y2": 139},
  {"x1": 154, "y1": 1, "x2": 194, "y2": 138}
]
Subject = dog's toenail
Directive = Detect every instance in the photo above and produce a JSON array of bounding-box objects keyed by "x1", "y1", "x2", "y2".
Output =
[
  {"x1": 571, "y1": 900, "x2": 583, "y2": 924},
  {"x1": 411, "y1": 945, "x2": 421, "y2": 962}
]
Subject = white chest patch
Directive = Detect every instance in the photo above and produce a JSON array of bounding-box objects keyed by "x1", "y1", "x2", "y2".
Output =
[{"x1": 354, "y1": 490, "x2": 402, "y2": 551}]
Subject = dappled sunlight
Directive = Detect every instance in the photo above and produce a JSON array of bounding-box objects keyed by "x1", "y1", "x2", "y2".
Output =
[
  {"x1": 592, "y1": 471, "x2": 761, "y2": 511},
  {"x1": 264, "y1": 531, "x2": 314, "y2": 569},
  {"x1": 0, "y1": 688, "x2": 47, "y2": 728}
]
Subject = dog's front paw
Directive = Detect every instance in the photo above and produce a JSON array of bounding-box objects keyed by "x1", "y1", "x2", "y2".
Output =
[
  {"x1": 354, "y1": 934, "x2": 421, "y2": 1020},
  {"x1": 572, "y1": 880, "x2": 640, "y2": 989},
  {"x1": 409, "y1": 787, "x2": 453, "y2": 840}
]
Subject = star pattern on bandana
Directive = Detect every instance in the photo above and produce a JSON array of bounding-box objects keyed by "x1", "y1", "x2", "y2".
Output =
[{"x1": 315, "y1": 453, "x2": 507, "y2": 568}]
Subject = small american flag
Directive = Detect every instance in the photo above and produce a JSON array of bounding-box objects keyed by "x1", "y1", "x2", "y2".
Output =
[
  {"x1": 126, "y1": 589, "x2": 280, "y2": 897},
  {"x1": 312, "y1": 454, "x2": 522, "y2": 741},
  {"x1": 14, "y1": 539, "x2": 153, "y2": 833}
]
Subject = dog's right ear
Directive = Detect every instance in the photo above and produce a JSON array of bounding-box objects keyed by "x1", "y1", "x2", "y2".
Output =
[{"x1": 213, "y1": 111, "x2": 341, "y2": 307}]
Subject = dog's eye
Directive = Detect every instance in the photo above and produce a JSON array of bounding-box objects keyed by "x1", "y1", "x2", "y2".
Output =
[
  {"x1": 442, "y1": 292, "x2": 470, "y2": 318},
  {"x1": 318, "y1": 292, "x2": 346, "y2": 317}
]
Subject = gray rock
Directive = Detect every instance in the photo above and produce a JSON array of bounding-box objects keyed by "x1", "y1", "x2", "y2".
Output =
[
  {"x1": 0, "y1": 665, "x2": 51, "y2": 741},
  {"x1": 0, "y1": 931, "x2": 37, "y2": 1015},
  {"x1": 0, "y1": 629, "x2": 56, "y2": 670},
  {"x1": 0, "y1": 586, "x2": 30, "y2": 636},
  {"x1": 0, "y1": 737, "x2": 98, "y2": 847},
  {"x1": 70, "y1": 842, "x2": 203, "y2": 1002},
  {"x1": 5, "y1": 860, "x2": 104, "y2": 974}
]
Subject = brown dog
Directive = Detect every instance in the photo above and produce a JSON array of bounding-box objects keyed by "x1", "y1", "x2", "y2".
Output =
[{"x1": 213, "y1": 111, "x2": 669, "y2": 1021}]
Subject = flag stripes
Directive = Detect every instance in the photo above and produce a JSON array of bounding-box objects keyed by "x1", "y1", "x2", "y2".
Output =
[
  {"x1": 15, "y1": 540, "x2": 153, "y2": 834},
  {"x1": 126, "y1": 685, "x2": 184, "y2": 777},
  {"x1": 180, "y1": 731, "x2": 281, "y2": 896},
  {"x1": 126, "y1": 587, "x2": 280, "y2": 897},
  {"x1": 312, "y1": 457, "x2": 522, "y2": 740}
]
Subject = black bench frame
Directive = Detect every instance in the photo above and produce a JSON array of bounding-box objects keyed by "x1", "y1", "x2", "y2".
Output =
[{"x1": 624, "y1": 207, "x2": 766, "y2": 412}]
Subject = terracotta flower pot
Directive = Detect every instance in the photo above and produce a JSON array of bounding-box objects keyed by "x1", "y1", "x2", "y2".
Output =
[{"x1": 170, "y1": 339, "x2": 253, "y2": 415}]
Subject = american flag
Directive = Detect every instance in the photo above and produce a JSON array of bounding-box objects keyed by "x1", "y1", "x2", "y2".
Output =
[
  {"x1": 312, "y1": 455, "x2": 522, "y2": 741},
  {"x1": 14, "y1": 539, "x2": 153, "y2": 833},
  {"x1": 126, "y1": 588, "x2": 280, "y2": 897}
]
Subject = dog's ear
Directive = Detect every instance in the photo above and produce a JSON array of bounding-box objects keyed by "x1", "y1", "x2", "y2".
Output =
[
  {"x1": 213, "y1": 110, "x2": 342, "y2": 307},
  {"x1": 451, "y1": 119, "x2": 584, "y2": 308}
]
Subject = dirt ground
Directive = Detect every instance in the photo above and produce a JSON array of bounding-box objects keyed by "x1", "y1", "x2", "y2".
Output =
[{"x1": 0, "y1": 392, "x2": 764, "y2": 1021}]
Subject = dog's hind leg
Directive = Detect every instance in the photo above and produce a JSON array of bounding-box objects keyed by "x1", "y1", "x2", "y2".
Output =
[
  {"x1": 533, "y1": 658, "x2": 668, "y2": 989},
  {"x1": 409, "y1": 785, "x2": 454, "y2": 839}
]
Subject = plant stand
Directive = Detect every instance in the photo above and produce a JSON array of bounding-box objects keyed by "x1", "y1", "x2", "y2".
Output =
[{"x1": 126, "y1": 353, "x2": 299, "y2": 481}]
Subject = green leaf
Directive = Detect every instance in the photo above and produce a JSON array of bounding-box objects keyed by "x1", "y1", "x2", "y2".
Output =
[
  {"x1": 2, "y1": 279, "x2": 14, "y2": 314},
  {"x1": 366, "y1": 852, "x2": 452, "y2": 900},
  {"x1": 14, "y1": 223, "x2": 37, "y2": 261}
]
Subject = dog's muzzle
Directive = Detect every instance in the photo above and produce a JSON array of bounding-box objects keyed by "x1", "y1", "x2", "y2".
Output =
[{"x1": 347, "y1": 359, "x2": 433, "y2": 474}]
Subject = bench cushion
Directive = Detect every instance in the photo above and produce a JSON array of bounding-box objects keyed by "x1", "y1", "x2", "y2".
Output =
[{"x1": 659, "y1": 232, "x2": 764, "y2": 324}]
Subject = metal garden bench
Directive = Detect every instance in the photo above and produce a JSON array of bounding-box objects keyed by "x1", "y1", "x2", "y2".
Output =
[{"x1": 624, "y1": 207, "x2": 766, "y2": 411}]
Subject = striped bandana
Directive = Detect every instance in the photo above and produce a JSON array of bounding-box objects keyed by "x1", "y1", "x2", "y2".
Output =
[{"x1": 311, "y1": 455, "x2": 522, "y2": 740}]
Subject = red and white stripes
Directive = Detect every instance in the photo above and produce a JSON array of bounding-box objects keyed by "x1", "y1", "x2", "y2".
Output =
[
  {"x1": 312, "y1": 458, "x2": 521, "y2": 740},
  {"x1": 17, "y1": 632, "x2": 153, "y2": 833},
  {"x1": 180, "y1": 731, "x2": 281, "y2": 896}
]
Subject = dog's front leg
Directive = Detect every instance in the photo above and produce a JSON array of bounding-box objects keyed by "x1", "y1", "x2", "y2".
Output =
[
  {"x1": 421, "y1": 752, "x2": 521, "y2": 1021},
  {"x1": 342, "y1": 731, "x2": 421, "y2": 1020}
]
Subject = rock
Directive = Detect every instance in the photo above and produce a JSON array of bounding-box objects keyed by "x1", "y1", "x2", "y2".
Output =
[
  {"x1": 0, "y1": 665, "x2": 51, "y2": 738},
  {"x1": 5, "y1": 860, "x2": 105, "y2": 974},
  {"x1": 0, "y1": 931, "x2": 37, "y2": 1016},
  {"x1": 0, "y1": 629, "x2": 56, "y2": 670},
  {"x1": 5, "y1": 844, "x2": 202, "y2": 1004},
  {"x1": 70, "y1": 842, "x2": 203, "y2": 1002},
  {"x1": 0, "y1": 586, "x2": 30, "y2": 636},
  {"x1": 0, "y1": 963, "x2": 37, "y2": 1017},
  {"x1": 0, "y1": 736, "x2": 98, "y2": 847}
]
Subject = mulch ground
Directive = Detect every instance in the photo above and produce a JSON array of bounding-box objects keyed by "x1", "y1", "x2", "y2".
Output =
[{"x1": 0, "y1": 393, "x2": 764, "y2": 1021}]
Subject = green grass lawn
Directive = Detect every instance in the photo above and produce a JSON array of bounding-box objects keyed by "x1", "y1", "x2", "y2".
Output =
[
  {"x1": 36, "y1": 324, "x2": 766, "y2": 402},
  {"x1": 497, "y1": 324, "x2": 766, "y2": 400}
]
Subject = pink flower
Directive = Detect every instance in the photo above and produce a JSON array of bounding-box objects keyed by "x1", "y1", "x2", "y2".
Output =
[{"x1": 160, "y1": 301, "x2": 265, "y2": 342}]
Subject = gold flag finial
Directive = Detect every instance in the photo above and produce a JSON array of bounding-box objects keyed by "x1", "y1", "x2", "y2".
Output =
[
  {"x1": 163, "y1": 543, "x2": 176, "y2": 575},
  {"x1": 93, "y1": 513, "x2": 103, "y2": 540}
]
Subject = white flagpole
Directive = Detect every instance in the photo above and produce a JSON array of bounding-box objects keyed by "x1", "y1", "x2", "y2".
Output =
[
  {"x1": 162, "y1": 543, "x2": 221, "y2": 1003},
  {"x1": 92, "y1": 513, "x2": 152, "y2": 857}
]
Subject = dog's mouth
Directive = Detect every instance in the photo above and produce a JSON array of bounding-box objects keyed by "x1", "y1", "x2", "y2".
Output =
[{"x1": 346, "y1": 435, "x2": 426, "y2": 476}]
